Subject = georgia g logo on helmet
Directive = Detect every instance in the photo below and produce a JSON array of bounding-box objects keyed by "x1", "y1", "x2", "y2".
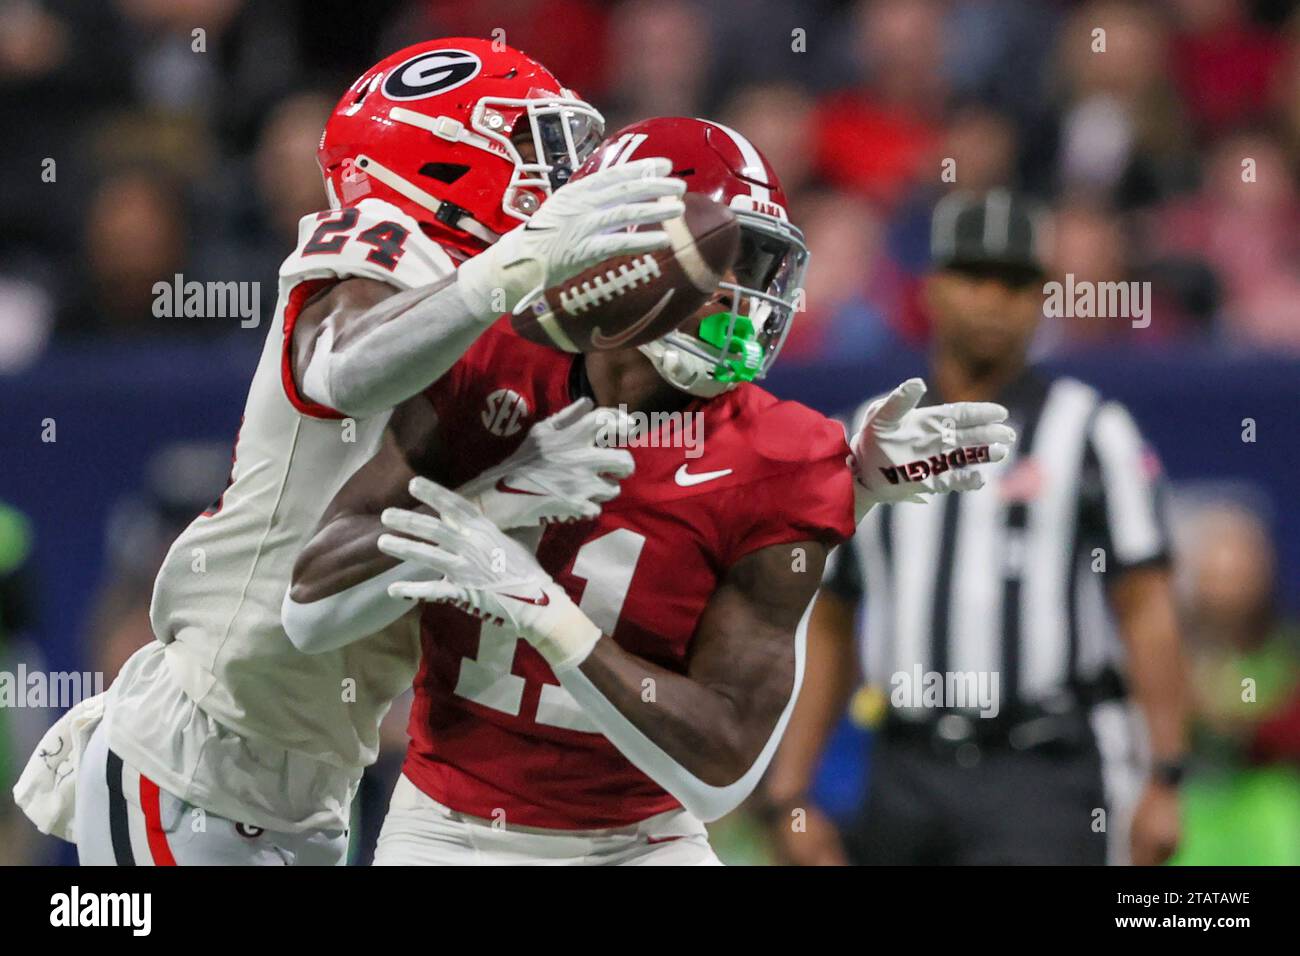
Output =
[{"x1": 382, "y1": 49, "x2": 482, "y2": 100}]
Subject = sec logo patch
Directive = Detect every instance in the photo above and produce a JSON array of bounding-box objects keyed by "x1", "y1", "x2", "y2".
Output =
[{"x1": 482, "y1": 388, "x2": 530, "y2": 436}]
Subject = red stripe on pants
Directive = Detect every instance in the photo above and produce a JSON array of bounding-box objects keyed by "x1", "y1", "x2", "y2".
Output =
[{"x1": 139, "y1": 775, "x2": 178, "y2": 866}]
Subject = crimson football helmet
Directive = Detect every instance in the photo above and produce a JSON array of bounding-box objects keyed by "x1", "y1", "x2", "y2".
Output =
[
  {"x1": 575, "y1": 116, "x2": 809, "y2": 397},
  {"x1": 318, "y1": 38, "x2": 605, "y2": 255}
]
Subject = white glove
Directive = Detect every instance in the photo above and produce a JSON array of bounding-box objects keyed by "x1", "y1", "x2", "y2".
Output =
[
  {"x1": 456, "y1": 157, "x2": 686, "y2": 320},
  {"x1": 378, "y1": 478, "x2": 601, "y2": 671},
  {"x1": 458, "y1": 398, "x2": 634, "y2": 529},
  {"x1": 851, "y1": 378, "x2": 1016, "y2": 508}
]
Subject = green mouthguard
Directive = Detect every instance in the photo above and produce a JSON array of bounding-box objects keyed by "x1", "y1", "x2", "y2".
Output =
[{"x1": 696, "y1": 312, "x2": 763, "y2": 383}]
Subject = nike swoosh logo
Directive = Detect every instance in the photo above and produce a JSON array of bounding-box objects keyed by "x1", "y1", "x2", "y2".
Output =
[
  {"x1": 502, "y1": 591, "x2": 551, "y2": 606},
  {"x1": 590, "y1": 288, "x2": 674, "y2": 349},
  {"x1": 495, "y1": 477, "x2": 543, "y2": 496},
  {"x1": 524, "y1": 222, "x2": 555, "y2": 232},
  {"x1": 674, "y1": 464, "x2": 732, "y2": 487}
]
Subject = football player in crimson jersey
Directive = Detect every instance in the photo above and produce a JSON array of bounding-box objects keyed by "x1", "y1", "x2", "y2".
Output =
[
  {"x1": 15, "y1": 40, "x2": 685, "y2": 866},
  {"x1": 284, "y1": 117, "x2": 1016, "y2": 865}
]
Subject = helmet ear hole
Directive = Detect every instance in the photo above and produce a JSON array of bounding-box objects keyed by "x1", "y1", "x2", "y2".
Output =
[{"x1": 419, "y1": 162, "x2": 470, "y2": 184}]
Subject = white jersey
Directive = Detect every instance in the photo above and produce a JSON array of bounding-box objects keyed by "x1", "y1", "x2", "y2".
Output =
[{"x1": 108, "y1": 198, "x2": 455, "y2": 831}]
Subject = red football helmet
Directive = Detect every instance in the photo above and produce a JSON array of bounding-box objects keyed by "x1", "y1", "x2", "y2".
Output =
[
  {"x1": 575, "y1": 116, "x2": 809, "y2": 396},
  {"x1": 318, "y1": 38, "x2": 605, "y2": 255}
]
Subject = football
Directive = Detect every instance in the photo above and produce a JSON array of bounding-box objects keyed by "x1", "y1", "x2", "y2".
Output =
[{"x1": 509, "y1": 192, "x2": 741, "y2": 352}]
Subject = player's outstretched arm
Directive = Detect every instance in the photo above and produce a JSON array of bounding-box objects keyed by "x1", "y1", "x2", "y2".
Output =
[
  {"x1": 291, "y1": 159, "x2": 684, "y2": 419},
  {"x1": 849, "y1": 377, "x2": 1016, "y2": 519},
  {"x1": 291, "y1": 273, "x2": 473, "y2": 421},
  {"x1": 379, "y1": 479, "x2": 825, "y2": 822},
  {"x1": 283, "y1": 400, "x2": 631, "y2": 653},
  {"x1": 566, "y1": 539, "x2": 826, "y2": 822}
]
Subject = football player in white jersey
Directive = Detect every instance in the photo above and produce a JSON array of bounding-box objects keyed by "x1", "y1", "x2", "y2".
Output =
[{"x1": 13, "y1": 38, "x2": 681, "y2": 865}]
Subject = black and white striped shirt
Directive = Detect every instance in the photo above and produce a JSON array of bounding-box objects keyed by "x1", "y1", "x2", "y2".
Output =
[{"x1": 825, "y1": 371, "x2": 1170, "y2": 720}]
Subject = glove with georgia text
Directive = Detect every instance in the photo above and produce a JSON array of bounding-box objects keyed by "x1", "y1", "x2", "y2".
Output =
[{"x1": 850, "y1": 378, "x2": 1016, "y2": 510}]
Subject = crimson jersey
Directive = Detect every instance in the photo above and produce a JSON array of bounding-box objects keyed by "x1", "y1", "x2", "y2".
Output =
[{"x1": 404, "y1": 321, "x2": 856, "y2": 829}]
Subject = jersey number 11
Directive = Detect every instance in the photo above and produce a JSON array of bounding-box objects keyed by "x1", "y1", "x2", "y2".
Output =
[{"x1": 453, "y1": 529, "x2": 646, "y2": 733}]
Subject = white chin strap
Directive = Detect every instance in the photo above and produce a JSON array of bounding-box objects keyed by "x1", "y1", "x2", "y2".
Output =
[
  {"x1": 354, "y1": 153, "x2": 501, "y2": 247},
  {"x1": 639, "y1": 339, "x2": 734, "y2": 399}
]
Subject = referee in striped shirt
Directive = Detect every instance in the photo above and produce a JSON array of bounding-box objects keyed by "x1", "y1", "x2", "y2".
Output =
[{"x1": 765, "y1": 190, "x2": 1188, "y2": 865}]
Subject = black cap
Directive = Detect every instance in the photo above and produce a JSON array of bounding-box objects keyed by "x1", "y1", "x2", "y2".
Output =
[{"x1": 930, "y1": 189, "x2": 1045, "y2": 280}]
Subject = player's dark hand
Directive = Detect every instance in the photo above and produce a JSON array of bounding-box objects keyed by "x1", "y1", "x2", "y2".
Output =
[
  {"x1": 770, "y1": 803, "x2": 849, "y2": 866},
  {"x1": 1129, "y1": 781, "x2": 1181, "y2": 866}
]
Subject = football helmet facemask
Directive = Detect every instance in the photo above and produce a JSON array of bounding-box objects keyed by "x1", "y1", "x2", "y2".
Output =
[{"x1": 576, "y1": 117, "x2": 808, "y2": 397}]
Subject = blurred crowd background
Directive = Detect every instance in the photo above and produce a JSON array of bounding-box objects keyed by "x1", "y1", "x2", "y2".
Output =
[{"x1": 1, "y1": 0, "x2": 1298, "y2": 864}]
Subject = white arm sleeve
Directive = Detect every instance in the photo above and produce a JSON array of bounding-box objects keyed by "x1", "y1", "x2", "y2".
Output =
[
  {"x1": 280, "y1": 198, "x2": 495, "y2": 420},
  {"x1": 299, "y1": 278, "x2": 492, "y2": 420},
  {"x1": 281, "y1": 560, "x2": 436, "y2": 654},
  {"x1": 551, "y1": 596, "x2": 815, "y2": 822},
  {"x1": 280, "y1": 469, "x2": 515, "y2": 654}
]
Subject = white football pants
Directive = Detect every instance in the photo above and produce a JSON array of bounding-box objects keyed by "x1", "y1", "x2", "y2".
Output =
[
  {"x1": 374, "y1": 774, "x2": 723, "y2": 866},
  {"x1": 74, "y1": 721, "x2": 349, "y2": 866}
]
